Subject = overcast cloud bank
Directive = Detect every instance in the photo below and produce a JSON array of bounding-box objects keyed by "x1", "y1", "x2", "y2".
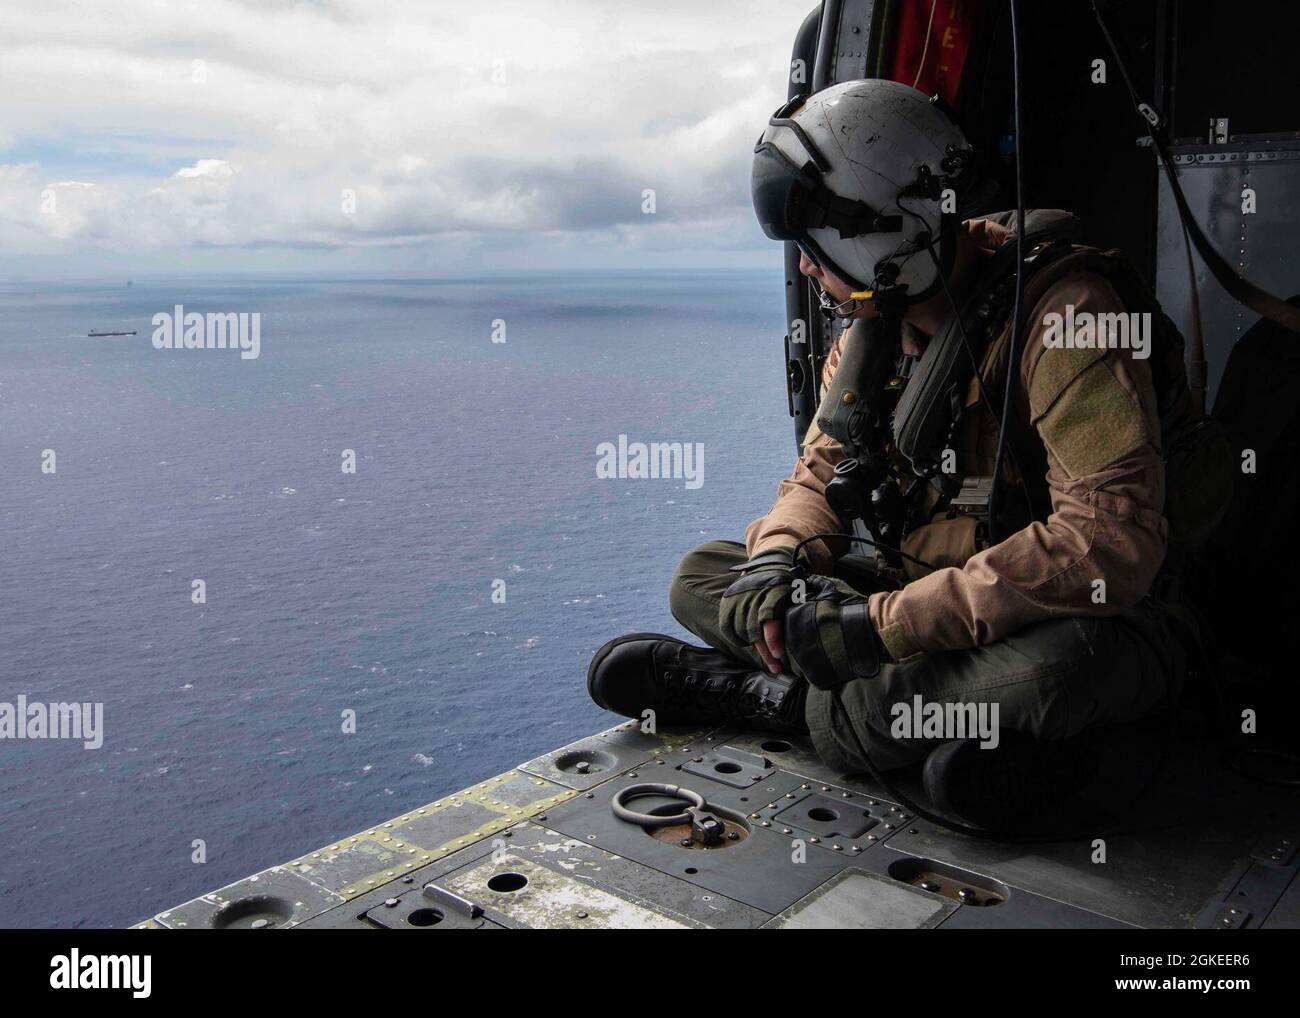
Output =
[{"x1": 0, "y1": 0, "x2": 805, "y2": 275}]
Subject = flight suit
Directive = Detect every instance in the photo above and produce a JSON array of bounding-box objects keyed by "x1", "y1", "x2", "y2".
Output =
[{"x1": 669, "y1": 218, "x2": 1191, "y2": 772}]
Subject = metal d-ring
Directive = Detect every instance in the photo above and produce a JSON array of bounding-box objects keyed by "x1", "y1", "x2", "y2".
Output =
[{"x1": 611, "y1": 783, "x2": 708, "y2": 827}]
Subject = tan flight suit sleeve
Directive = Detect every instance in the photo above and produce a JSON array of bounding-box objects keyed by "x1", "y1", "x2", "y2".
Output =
[
  {"x1": 743, "y1": 332, "x2": 849, "y2": 574},
  {"x1": 867, "y1": 272, "x2": 1169, "y2": 660}
]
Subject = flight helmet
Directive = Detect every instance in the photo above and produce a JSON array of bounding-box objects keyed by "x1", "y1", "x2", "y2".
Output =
[{"x1": 751, "y1": 79, "x2": 974, "y2": 316}]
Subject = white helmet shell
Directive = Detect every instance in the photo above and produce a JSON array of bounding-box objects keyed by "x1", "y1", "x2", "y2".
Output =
[{"x1": 756, "y1": 79, "x2": 971, "y2": 300}]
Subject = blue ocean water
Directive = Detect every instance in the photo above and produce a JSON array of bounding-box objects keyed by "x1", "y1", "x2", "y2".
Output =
[{"x1": 0, "y1": 271, "x2": 794, "y2": 928}]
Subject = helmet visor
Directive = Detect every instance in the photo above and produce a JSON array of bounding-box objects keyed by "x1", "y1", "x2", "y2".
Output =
[
  {"x1": 750, "y1": 141, "x2": 816, "y2": 242},
  {"x1": 752, "y1": 146, "x2": 873, "y2": 290}
]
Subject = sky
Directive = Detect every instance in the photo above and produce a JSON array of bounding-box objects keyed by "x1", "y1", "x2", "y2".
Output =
[{"x1": 0, "y1": 0, "x2": 811, "y2": 278}]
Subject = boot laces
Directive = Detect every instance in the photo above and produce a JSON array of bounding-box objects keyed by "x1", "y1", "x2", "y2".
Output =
[{"x1": 661, "y1": 662, "x2": 786, "y2": 722}]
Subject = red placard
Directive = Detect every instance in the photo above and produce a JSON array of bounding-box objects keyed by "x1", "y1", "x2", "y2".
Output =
[{"x1": 885, "y1": 0, "x2": 985, "y2": 107}]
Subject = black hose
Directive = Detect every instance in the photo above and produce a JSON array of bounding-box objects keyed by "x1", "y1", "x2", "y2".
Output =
[{"x1": 790, "y1": 531, "x2": 937, "y2": 576}]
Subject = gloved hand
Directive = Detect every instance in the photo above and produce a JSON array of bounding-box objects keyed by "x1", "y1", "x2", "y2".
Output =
[
  {"x1": 783, "y1": 574, "x2": 891, "y2": 690},
  {"x1": 719, "y1": 548, "x2": 798, "y2": 673}
]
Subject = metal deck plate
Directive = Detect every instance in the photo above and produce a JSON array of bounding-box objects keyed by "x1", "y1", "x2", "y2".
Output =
[
  {"x1": 767, "y1": 868, "x2": 957, "y2": 929},
  {"x1": 155, "y1": 866, "x2": 344, "y2": 930},
  {"x1": 515, "y1": 723, "x2": 707, "y2": 790},
  {"x1": 143, "y1": 723, "x2": 1300, "y2": 929},
  {"x1": 539, "y1": 768, "x2": 862, "y2": 915},
  {"x1": 300, "y1": 821, "x2": 769, "y2": 929}
]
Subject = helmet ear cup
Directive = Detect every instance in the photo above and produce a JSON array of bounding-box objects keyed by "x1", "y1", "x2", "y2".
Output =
[{"x1": 908, "y1": 210, "x2": 957, "y2": 305}]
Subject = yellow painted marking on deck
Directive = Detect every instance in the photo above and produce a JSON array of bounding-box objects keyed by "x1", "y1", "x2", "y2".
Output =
[
  {"x1": 143, "y1": 725, "x2": 685, "y2": 924},
  {"x1": 287, "y1": 770, "x2": 576, "y2": 902}
]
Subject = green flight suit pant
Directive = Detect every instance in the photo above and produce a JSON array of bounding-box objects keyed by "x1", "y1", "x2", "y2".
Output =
[{"x1": 669, "y1": 540, "x2": 1183, "y2": 772}]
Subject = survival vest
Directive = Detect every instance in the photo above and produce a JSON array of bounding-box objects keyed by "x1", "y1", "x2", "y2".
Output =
[{"x1": 893, "y1": 211, "x2": 1234, "y2": 585}]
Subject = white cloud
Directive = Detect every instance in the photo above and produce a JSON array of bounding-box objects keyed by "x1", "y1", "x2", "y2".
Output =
[
  {"x1": 173, "y1": 159, "x2": 234, "y2": 179},
  {"x1": 0, "y1": 0, "x2": 808, "y2": 272}
]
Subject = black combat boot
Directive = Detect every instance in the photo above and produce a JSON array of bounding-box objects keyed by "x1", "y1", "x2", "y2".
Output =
[
  {"x1": 587, "y1": 632, "x2": 808, "y2": 732},
  {"x1": 921, "y1": 730, "x2": 1100, "y2": 832}
]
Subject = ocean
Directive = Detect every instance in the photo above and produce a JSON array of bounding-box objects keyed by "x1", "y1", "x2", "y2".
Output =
[{"x1": 0, "y1": 271, "x2": 795, "y2": 928}]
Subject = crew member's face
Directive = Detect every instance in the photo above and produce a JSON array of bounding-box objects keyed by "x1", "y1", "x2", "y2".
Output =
[{"x1": 797, "y1": 249, "x2": 876, "y2": 320}]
